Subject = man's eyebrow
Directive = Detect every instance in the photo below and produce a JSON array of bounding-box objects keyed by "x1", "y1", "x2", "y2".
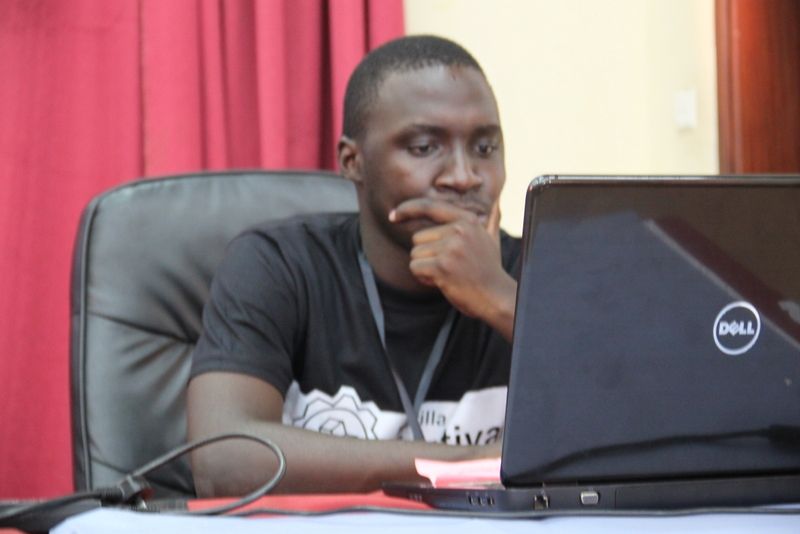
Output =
[
  {"x1": 472, "y1": 124, "x2": 503, "y2": 137},
  {"x1": 399, "y1": 123, "x2": 502, "y2": 136},
  {"x1": 399, "y1": 124, "x2": 448, "y2": 136}
]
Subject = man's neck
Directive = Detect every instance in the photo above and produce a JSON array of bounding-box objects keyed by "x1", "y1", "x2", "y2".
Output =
[{"x1": 359, "y1": 216, "x2": 433, "y2": 294}]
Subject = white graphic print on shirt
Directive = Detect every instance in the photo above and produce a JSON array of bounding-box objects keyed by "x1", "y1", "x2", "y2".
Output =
[{"x1": 283, "y1": 382, "x2": 506, "y2": 443}]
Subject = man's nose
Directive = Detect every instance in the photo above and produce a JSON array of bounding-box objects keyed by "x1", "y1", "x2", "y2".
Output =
[{"x1": 436, "y1": 145, "x2": 482, "y2": 193}]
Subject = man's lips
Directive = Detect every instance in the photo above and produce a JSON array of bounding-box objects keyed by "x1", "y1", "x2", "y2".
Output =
[
  {"x1": 400, "y1": 198, "x2": 490, "y2": 216},
  {"x1": 389, "y1": 197, "x2": 492, "y2": 229},
  {"x1": 451, "y1": 201, "x2": 489, "y2": 218}
]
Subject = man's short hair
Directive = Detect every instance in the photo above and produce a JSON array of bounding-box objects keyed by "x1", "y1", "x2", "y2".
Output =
[{"x1": 342, "y1": 35, "x2": 485, "y2": 140}]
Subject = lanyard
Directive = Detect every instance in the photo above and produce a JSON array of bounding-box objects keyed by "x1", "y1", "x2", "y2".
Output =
[{"x1": 358, "y1": 251, "x2": 456, "y2": 441}]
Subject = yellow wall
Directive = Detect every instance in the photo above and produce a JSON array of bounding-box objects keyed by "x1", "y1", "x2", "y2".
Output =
[{"x1": 404, "y1": 0, "x2": 719, "y2": 236}]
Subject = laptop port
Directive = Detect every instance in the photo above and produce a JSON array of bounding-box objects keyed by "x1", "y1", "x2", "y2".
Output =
[
  {"x1": 468, "y1": 494, "x2": 496, "y2": 507},
  {"x1": 580, "y1": 491, "x2": 600, "y2": 506},
  {"x1": 533, "y1": 494, "x2": 550, "y2": 510}
]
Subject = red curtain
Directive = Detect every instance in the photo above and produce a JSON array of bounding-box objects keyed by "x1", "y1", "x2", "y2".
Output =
[{"x1": 0, "y1": 0, "x2": 403, "y2": 499}]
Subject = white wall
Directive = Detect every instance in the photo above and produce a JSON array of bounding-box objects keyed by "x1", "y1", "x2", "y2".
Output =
[{"x1": 404, "y1": 0, "x2": 719, "y2": 236}]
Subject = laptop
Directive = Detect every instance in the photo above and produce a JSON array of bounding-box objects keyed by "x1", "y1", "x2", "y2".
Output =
[{"x1": 384, "y1": 175, "x2": 800, "y2": 511}]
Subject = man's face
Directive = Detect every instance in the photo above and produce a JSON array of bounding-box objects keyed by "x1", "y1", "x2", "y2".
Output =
[{"x1": 343, "y1": 65, "x2": 505, "y2": 250}]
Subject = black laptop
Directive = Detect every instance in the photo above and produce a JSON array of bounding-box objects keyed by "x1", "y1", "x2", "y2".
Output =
[{"x1": 384, "y1": 175, "x2": 800, "y2": 511}]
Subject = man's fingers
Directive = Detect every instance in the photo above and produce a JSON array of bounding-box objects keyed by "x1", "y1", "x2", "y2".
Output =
[
  {"x1": 390, "y1": 197, "x2": 483, "y2": 225},
  {"x1": 487, "y1": 201, "x2": 501, "y2": 236},
  {"x1": 411, "y1": 224, "x2": 450, "y2": 246},
  {"x1": 408, "y1": 257, "x2": 440, "y2": 287},
  {"x1": 409, "y1": 239, "x2": 443, "y2": 259}
]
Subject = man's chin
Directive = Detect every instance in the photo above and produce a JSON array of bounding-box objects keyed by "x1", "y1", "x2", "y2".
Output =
[
  {"x1": 393, "y1": 216, "x2": 443, "y2": 246},
  {"x1": 382, "y1": 220, "x2": 429, "y2": 251},
  {"x1": 400, "y1": 216, "x2": 439, "y2": 233}
]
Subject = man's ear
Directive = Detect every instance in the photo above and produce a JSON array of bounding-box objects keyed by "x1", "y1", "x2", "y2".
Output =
[{"x1": 337, "y1": 136, "x2": 363, "y2": 185}]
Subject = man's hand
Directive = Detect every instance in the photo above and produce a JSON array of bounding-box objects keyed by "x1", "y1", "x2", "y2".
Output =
[{"x1": 389, "y1": 198, "x2": 517, "y2": 341}]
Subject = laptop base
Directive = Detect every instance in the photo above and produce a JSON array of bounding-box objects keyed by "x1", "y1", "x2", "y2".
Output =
[{"x1": 383, "y1": 473, "x2": 800, "y2": 512}]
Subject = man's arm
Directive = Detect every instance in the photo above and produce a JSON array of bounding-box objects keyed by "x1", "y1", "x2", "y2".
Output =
[
  {"x1": 187, "y1": 371, "x2": 502, "y2": 497},
  {"x1": 390, "y1": 199, "x2": 517, "y2": 342}
]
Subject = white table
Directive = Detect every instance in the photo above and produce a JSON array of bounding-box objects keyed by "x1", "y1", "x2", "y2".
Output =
[{"x1": 52, "y1": 507, "x2": 800, "y2": 534}]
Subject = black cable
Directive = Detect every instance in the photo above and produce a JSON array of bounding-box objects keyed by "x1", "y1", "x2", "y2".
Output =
[
  {"x1": 130, "y1": 433, "x2": 286, "y2": 516},
  {"x1": 0, "y1": 492, "x2": 101, "y2": 526},
  {"x1": 0, "y1": 432, "x2": 286, "y2": 528},
  {"x1": 0, "y1": 478, "x2": 161, "y2": 527}
]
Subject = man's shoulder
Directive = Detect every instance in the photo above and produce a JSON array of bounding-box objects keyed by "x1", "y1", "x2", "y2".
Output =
[
  {"x1": 247, "y1": 212, "x2": 357, "y2": 238},
  {"x1": 218, "y1": 212, "x2": 359, "y2": 275},
  {"x1": 229, "y1": 212, "x2": 359, "y2": 251},
  {"x1": 499, "y1": 229, "x2": 521, "y2": 248},
  {"x1": 499, "y1": 229, "x2": 522, "y2": 275}
]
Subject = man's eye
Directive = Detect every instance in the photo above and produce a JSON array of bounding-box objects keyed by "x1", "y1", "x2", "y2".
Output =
[
  {"x1": 476, "y1": 142, "x2": 498, "y2": 156},
  {"x1": 408, "y1": 143, "x2": 435, "y2": 156}
]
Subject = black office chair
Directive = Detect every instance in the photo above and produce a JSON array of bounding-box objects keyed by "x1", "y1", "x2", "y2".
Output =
[{"x1": 70, "y1": 170, "x2": 358, "y2": 498}]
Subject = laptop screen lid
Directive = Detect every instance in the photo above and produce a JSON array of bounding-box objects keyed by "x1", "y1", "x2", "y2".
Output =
[{"x1": 502, "y1": 175, "x2": 800, "y2": 488}]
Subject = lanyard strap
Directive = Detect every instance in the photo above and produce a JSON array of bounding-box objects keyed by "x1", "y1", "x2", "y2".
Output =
[{"x1": 358, "y1": 251, "x2": 456, "y2": 441}]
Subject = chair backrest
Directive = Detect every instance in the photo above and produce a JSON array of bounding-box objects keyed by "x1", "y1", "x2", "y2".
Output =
[{"x1": 70, "y1": 170, "x2": 358, "y2": 498}]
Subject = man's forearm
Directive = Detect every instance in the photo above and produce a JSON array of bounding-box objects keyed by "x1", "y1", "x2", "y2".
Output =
[
  {"x1": 190, "y1": 420, "x2": 499, "y2": 497},
  {"x1": 187, "y1": 373, "x2": 500, "y2": 497},
  {"x1": 476, "y1": 273, "x2": 517, "y2": 343}
]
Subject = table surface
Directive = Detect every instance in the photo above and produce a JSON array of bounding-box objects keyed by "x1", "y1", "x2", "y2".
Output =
[{"x1": 46, "y1": 492, "x2": 800, "y2": 534}]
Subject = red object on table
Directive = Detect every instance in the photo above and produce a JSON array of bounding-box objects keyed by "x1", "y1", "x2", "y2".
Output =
[{"x1": 187, "y1": 490, "x2": 431, "y2": 515}]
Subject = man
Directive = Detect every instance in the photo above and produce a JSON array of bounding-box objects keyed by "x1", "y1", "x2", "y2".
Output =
[{"x1": 188, "y1": 35, "x2": 521, "y2": 497}]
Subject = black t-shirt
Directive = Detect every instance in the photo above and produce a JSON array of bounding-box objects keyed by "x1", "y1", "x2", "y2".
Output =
[
  {"x1": 191, "y1": 213, "x2": 522, "y2": 443},
  {"x1": 376, "y1": 274, "x2": 452, "y2": 399}
]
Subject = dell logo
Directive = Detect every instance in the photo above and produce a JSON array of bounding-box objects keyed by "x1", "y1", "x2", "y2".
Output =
[
  {"x1": 717, "y1": 321, "x2": 756, "y2": 336},
  {"x1": 713, "y1": 301, "x2": 761, "y2": 355}
]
